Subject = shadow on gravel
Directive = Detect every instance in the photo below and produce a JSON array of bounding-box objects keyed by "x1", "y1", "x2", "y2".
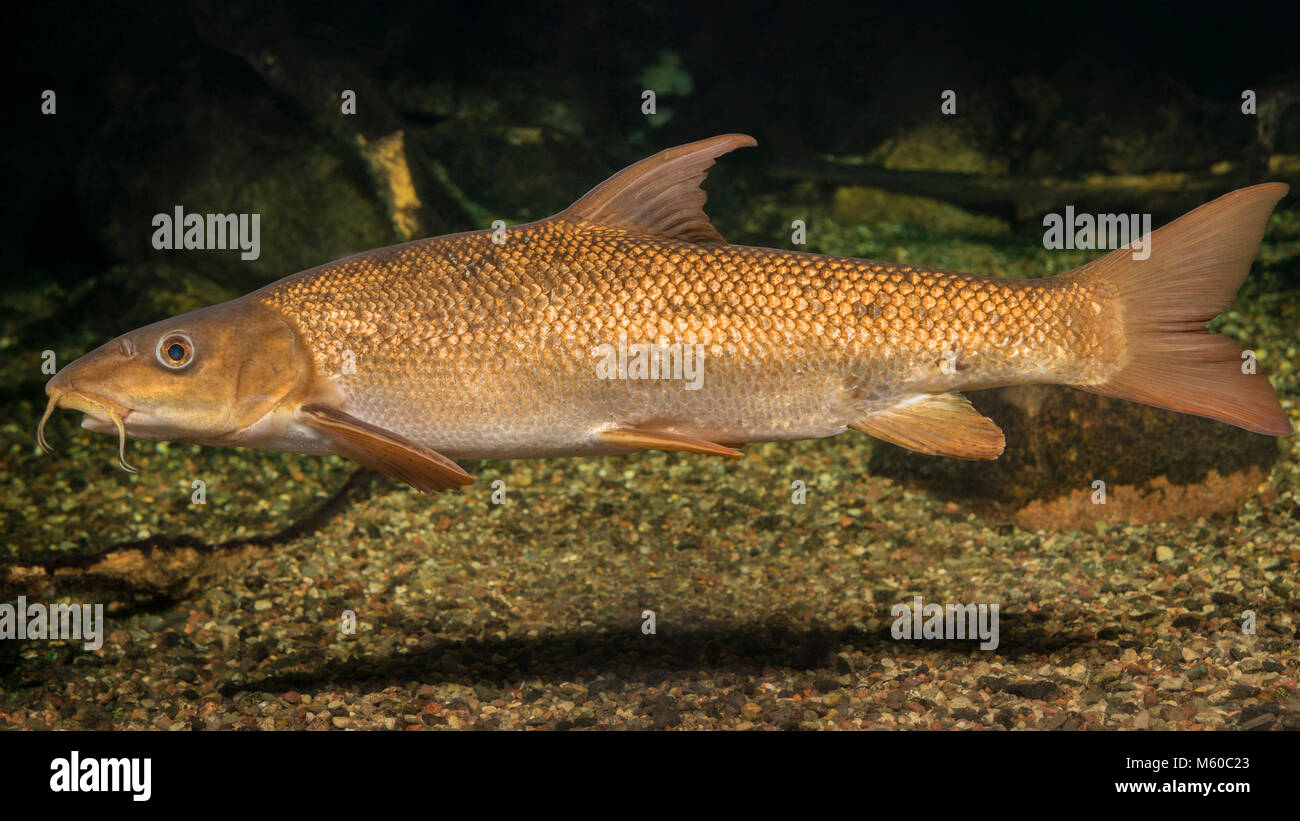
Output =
[{"x1": 221, "y1": 615, "x2": 1107, "y2": 697}]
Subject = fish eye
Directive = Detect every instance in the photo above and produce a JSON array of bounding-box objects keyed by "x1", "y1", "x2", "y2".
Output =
[{"x1": 155, "y1": 333, "x2": 195, "y2": 370}]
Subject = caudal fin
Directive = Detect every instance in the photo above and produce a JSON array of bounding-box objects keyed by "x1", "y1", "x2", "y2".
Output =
[{"x1": 1064, "y1": 183, "x2": 1292, "y2": 436}]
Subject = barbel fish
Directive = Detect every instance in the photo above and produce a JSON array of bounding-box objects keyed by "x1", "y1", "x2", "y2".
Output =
[{"x1": 39, "y1": 135, "x2": 1292, "y2": 491}]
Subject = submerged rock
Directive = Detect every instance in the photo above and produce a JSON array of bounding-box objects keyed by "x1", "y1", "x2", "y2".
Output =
[{"x1": 867, "y1": 384, "x2": 1282, "y2": 520}]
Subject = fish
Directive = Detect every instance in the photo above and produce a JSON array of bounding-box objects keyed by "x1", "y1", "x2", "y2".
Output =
[{"x1": 39, "y1": 134, "x2": 1293, "y2": 492}]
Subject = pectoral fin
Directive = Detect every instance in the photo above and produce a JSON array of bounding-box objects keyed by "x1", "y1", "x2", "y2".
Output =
[
  {"x1": 298, "y1": 404, "x2": 474, "y2": 492},
  {"x1": 851, "y1": 393, "x2": 1005, "y2": 460},
  {"x1": 596, "y1": 426, "x2": 744, "y2": 458}
]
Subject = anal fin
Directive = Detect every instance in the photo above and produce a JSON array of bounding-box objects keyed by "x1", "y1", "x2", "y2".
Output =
[
  {"x1": 596, "y1": 426, "x2": 743, "y2": 459},
  {"x1": 298, "y1": 404, "x2": 474, "y2": 493},
  {"x1": 851, "y1": 393, "x2": 1005, "y2": 460}
]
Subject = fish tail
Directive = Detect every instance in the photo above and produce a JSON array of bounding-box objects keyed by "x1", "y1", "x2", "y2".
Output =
[{"x1": 1062, "y1": 183, "x2": 1292, "y2": 435}]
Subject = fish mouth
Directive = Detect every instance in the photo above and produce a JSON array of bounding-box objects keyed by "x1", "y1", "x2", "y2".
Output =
[{"x1": 37, "y1": 387, "x2": 139, "y2": 474}]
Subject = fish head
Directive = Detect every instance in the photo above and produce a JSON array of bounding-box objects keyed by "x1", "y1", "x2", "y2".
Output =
[{"x1": 39, "y1": 296, "x2": 314, "y2": 469}]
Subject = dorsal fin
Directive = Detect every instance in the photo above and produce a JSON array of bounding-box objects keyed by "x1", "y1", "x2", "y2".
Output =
[{"x1": 557, "y1": 134, "x2": 756, "y2": 245}]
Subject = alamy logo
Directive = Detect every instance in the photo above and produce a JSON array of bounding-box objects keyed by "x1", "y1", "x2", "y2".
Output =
[
  {"x1": 1042, "y1": 206, "x2": 1152, "y2": 260},
  {"x1": 50, "y1": 751, "x2": 151, "y2": 802},
  {"x1": 592, "y1": 333, "x2": 705, "y2": 390},
  {"x1": 151, "y1": 206, "x2": 261, "y2": 260},
  {"x1": 0, "y1": 596, "x2": 103, "y2": 651},
  {"x1": 890, "y1": 595, "x2": 999, "y2": 650}
]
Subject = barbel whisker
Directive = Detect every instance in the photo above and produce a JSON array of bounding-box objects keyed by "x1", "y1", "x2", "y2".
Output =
[
  {"x1": 107, "y1": 409, "x2": 138, "y2": 474},
  {"x1": 36, "y1": 393, "x2": 59, "y2": 453}
]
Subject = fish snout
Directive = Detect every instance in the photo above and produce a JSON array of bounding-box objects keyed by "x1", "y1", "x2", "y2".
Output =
[
  {"x1": 37, "y1": 365, "x2": 138, "y2": 473},
  {"x1": 42, "y1": 341, "x2": 137, "y2": 423},
  {"x1": 44, "y1": 363, "x2": 74, "y2": 397},
  {"x1": 38, "y1": 369, "x2": 80, "y2": 453}
]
